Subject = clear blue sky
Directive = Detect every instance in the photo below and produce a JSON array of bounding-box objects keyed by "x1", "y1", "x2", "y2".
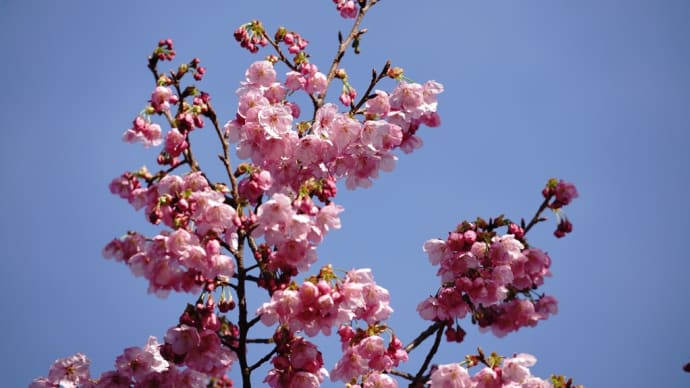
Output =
[{"x1": 1, "y1": 1, "x2": 689, "y2": 386}]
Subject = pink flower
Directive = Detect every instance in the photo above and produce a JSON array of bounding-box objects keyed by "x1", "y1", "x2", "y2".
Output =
[
  {"x1": 330, "y1": 348, "x2": 366, "y2": 382},
  {"x1": 306, "y1": 71, "x2": 328, "y2": 95},
  {"x1": 122, "y1": 116, "x2": 162, "y2": 147},
  {"x1": 246, "y1": 60, "x2": 277, "y2": 87},
  {"x1": 108, "y1": 172, "x2": 140, "y2": 202},
  {"x1": 365, "y1": 90, "x2": 391, "y2": 116},
  {"x1": 150, "y1": 86, "x2": 178, "y2": 113},
  {"x1": 363, "y1": 371, "x2": 397, "y2": 388},
  {"x1": 472, "y1": 367, "x2": 501, "y2": 388},
  {"x1": 38, "y1": 353, "x2": 91, "y2": 388},
  {"x1": 165, "y1": 325, "x2": 200, "y2": 356},
  {"x1": 502, "y1": 353, "x2": 537, "y2": 383},
  {"x1": 258, "y1": 104, "x2": 293, "y2": 138},
  {"x1": 429, "y1": 363, "x2": 473, "y2": 388},
  {"x1": 335, "y1": 0, "x2": 358, "y2": 18},
  {"x1": 164, "y1": 128, "x2": 188, "y2": 157},
  {"x1": 285, "y1": 71, "x2": 306, "y2": 91},
  {"x1": 114, "y1": 337, "x2": 168, "y2": 381},
  {"x1": 184, "y1": 329, "x2": 236, "y2": 377},
  {"x1": 554, "y1": 180, "x2": 578, "y2": 207}
]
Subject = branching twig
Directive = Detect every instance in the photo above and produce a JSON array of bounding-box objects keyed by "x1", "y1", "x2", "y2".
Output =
[
  {"x1": 320, "y1": 0, "x2": 380, "y2": 108},
  {"x1": 411, "y1": 323, "x2": 444, "y2": 387},
  {"x1": 249, "y1": 346, "x2": 278, "y2": 372},
  {"x1": 350, "y1": 60, "x2": 391, "y2": 115},
  {"x1": 404, "y1": 321, "x2": 444, "y2": 353}
]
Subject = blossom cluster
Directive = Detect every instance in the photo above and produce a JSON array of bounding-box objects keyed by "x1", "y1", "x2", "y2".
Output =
[
  {"x1": 264, "y1": 329, "x2": 329, "y2": 387},
  {"x1": 333, "y1": 0, "x2": 359, "y2": 18},
  {"x1": 162, "y1": 319, "x2": 237, "y2": 377},
  {"x1": 225, "y1": 60, "x2": 443, "y2": 192},
  {"x1": 105, "y1": 171, "x2": 237, "y2": 296},
  {"x1": 31, "y1": 338, "x2": 216, "y2": 388},
  {"x1": 418, "y1": 230, "x2": 557, "y2": 337},
  {"x1": 254, "y1": 192, "x2": 343, "y2": 276},
  {"x1": 330, "y1": 325, "x2": 407, "y2": 384},
  {"x1": 429, "y1": 353, "x2": 573, "y2": 388},
  {"x1": 257, "y1": 267, "x2": 392, "y2": 336}
]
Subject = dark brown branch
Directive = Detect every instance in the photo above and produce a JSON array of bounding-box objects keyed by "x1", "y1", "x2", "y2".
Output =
[
  {"x1": 350, "y1": 60, "x2": 391, "y2": 115},
  {"x1": 246, "y1": 338, "x2": 272, "y2": 344},
  {"x1": 389, "y1": 369, "x2": 415, "y2": 381},
  {"x1": 523, "y1": 195, "x2": 551, "y2": 235},
  {"x1": 249, "y1": 346, "x2": 278, "y2": 372},
  {"x1": 404, "y1": 321, "x2": 445, "y2": 353},
  {"x1": 206, "y1": 102, "x2": 240, "y2": 202},
  {"x1": 411, "y1": 323, "x2": 444, "y2": 387}
]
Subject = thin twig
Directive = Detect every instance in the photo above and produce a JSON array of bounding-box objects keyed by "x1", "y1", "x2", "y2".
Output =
[
  {"x1": 249, "y1": 346, "x2": 278, "y2": 372},
  {"x1": 404, "y1": 321, "x2": 444, "y2": 353},
  {"x1": 411, "y1": 323, "x2": 444, "y2": 387}
]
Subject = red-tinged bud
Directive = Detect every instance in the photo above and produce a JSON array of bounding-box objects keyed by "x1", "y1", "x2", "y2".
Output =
[
  {"x1": 508, "y1": 223, "x2": 525, "y2": 239},
  {"x1": 218, "y1": 298, "x2": 235, "y2": 313},
  {"x1": 463, "y1": 230, "x2": 477, "y2": 244},
  {"x1": 447, "y1": 232, "x2": 465, "y2": 251},
  {"x1": 193, "y1": 114, "x2": 204, "y2": 128},
  {"x1": 179, "y1": 310, "x2": 196, "y2": 326},
  {"x1": 542, "y1": 187, "x2": 553, "y2": 198},
  {"x1": 339, "y1": 91, "x2": 352, "y2": 106},
  {"x1": 234, "y1": 27, "x2": 246, "y2": 42},
  {"x1": 445, "y1": 325, "x2": 466, "y2": 343},
  {"x1": 387, "y1": 66, "x2": 404, "y2": 79},
  {"x1": 273, "y1": 355, "x2": 290, "y2": 369},
  {"x1": 554, "y1": 218, "x2": 573, "y2": 238},
  {"x1": 683, "y1": 362, "x2": 690, "y2": 373}
]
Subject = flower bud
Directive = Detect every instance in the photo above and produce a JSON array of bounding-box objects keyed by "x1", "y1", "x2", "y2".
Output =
[{"x1": 387, "y1": 66, "x2": 404, "y2": 79}]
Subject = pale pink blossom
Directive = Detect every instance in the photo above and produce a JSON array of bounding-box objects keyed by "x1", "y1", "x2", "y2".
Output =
[
  {"x1": 502, "y1": 353, "x2": 537, "y2": 383},
  {"x1": 38, "y1": 353, "x2": 91, "y2": 388},
  {"x1": 306, "y1": 71, "x2": 328, "y2": 95},
  {"x1": 363, "y1": 372, "x2": 398, "y2": 388},
  {"x1": 150, "y1": 86, "x2": 178, "y2": 113},
  {"x1": 285, "y1": 71, "x2": 306, "y2": 91},
  {"x1": 429, "y1": 363, "x2": 473, "y2": 388},
  {"x1": 122, "y1": 116, "x2": 162, "y2": 147},
  {"x1": 164, "y1": 128, "x2": 187, "y2": 157},
  {"x1": 246, "y1": 60, "x2": 277, "y2": 87}
]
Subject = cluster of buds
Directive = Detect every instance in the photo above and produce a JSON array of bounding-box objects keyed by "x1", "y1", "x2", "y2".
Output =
[
  {"x1": 234, "y1": 20, "x2": 268, "y2": 53},
  {"x1": 333, "y1": 0, "x2": 359, "y2": 18},
  {"x1": 335, "y1": 68, "x2": 357, "y2": 106},
  {"x1": 154, "y1": 39, "x2": 176, "y2": 61},
  {"x1": 275, "y1": 26, "x2": 309, "y2": 55}
]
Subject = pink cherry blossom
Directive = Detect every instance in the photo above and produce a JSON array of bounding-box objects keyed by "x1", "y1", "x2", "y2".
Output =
[
  {"x1": 429, "y1": 363, "x2": 473, "y2": 388},
  {"x1": 35, "y1": 353, "x2": 91, "y2": 388},
  {"x1": 122, "y1": 116, "x2": 162, "y2": 147},
  {"x1": 150, "y1": 86, "x2": 178, "y2": 113},
  {"x1": 246, "y1": 60, "x2": 277, "y2": 87}
]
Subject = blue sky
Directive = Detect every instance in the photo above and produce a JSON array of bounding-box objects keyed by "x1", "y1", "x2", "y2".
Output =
[{"x1": 1, "y1": 0, "x2": 689, "y2": 386}]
